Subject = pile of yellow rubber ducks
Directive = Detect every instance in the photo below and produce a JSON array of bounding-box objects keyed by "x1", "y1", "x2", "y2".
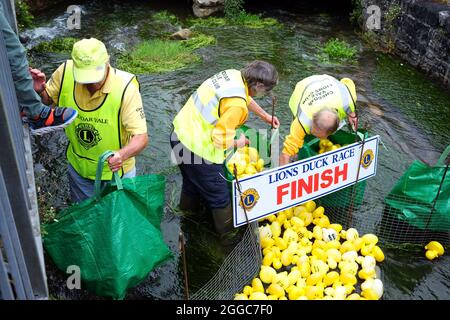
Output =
[
  {"x1": 318, "y1": 139, "x2": 342, "y2": 154},
  {"x1": 227, "y1": 146, "x2": 265, "y2": 179},
  {"x1": 425, "y1": 241, "x2": 445, "y2": 260},
  {"x1": 235, "y1": 200, "x2": 385, "y2": 300}
]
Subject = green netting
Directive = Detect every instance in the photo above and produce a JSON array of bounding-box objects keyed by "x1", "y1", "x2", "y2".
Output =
[{"x1": 298, "y1": 128, "x2": 369, "y2": 208}]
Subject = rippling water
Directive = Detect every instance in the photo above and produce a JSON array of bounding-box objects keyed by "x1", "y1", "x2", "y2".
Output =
[{"x1": 29, "y1": 0, "x2": 449, "y2": 300}]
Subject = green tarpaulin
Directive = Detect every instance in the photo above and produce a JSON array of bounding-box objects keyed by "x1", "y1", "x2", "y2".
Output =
[{"x1": 385, "y1": 146, "x2": 450, "y2": 231}]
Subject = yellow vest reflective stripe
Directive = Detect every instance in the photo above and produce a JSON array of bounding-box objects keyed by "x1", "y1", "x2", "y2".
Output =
[
  {"x1": 58, "y1": 60, "x2": 136, "y2": 180},
  {"x1": 173, "y1": 69, "x2": 248, "y2": 164},
  {"x1": 289, "y1": 75, "x2": 355, "y2": 133}
]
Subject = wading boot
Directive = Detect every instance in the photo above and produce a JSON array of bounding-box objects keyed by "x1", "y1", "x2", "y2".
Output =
[
  {"x1": 212, "y1": 204, "x2": 244, "y2": 255},
  {"x1": 179, "y1": 192, "x2": 202, "y2": 213}
]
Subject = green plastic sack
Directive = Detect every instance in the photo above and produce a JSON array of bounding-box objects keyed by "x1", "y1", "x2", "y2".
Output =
[
  {"x1": 224, "y1": 125, "x2": 271, "y2": 184},
  {"x1": 43, "y1": 151, "x2": 173, "y2": 299},
  {"x1": 384, "y1": 146, "x2": 450, "y2": 231},
  {"x1": 298, "y1": 128, "x2": 369, "y2": 208}
]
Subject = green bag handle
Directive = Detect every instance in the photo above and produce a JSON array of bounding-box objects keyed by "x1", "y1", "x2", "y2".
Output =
[
  {"x1": 94, "y1": 150, "x2": 123, "y2": 198},
  {"x1": 436, "y1": 145, "x2": 450, "y2": 166}
]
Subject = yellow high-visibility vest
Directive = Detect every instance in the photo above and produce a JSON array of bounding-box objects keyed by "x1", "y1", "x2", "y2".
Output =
[
  {"x1": 58, "y1": 60, "x2": 137, "y2": 180},
  {"x1": 173, "y1": 69, "x2": 249, "y2": 164},
  {"x1": 289, "y1": 75, "x2": 356, "y2": 133}
]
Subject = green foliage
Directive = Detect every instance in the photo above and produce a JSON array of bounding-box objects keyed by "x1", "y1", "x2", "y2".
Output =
[
  {"x1": 182, "y1": 32, "x2": 216, "y2": 50},
  {"x1": 37, "y1": 190, "x2": 57, "y2": 236},
  {"x1": 224, "y1": 0, "x2": 245, "y2": 20},
  {"x1": 349, "y1": 0, "x2": 362, "y2": 27},
  {"x1": 116, "y1": 33, "x2": 215, "y2": 74},
  {"x1": 187, "y1": 14, "x2": 279, "y2": 29},
  {"x1": 32, "y1": 37, "x2": 79, "y2": 54},
  {"x1": 385, "y1": 4, "x2": 402, "y2": 25},
  {"x1": 152, "y1": 10, "x2": 180, "y2": 25},
  {"x1": 15, "y1": 0, "x2": 34, "y2": 31},
  {"x1": 321, "y1": 38, "x2": 358, "y2": 63}
]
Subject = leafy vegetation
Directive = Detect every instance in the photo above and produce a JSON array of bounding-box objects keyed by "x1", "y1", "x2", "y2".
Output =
[
  {"x1": 116, "y1": 33, "x2": 215, "y2": 74},
  {"x1": 152, "y1": 10, "x2": 180, "y2": 25},
  {"x1": 349, "y1": 0, "x2": 363, "y2": 27},
  {"x1": 321, "y1": 38, "x2": 358, "y2": 62},
  {"x1": 15, "y1": 0, "x2": 34, "y2": 31},
  {"x1": 32, "y1": 37, "x2": 79, "y2": 54},
  {"x1": 188, "y1": 14, "x2": 279, "y2": 29},
  {"x1": 224, "y1": 0, "x2": 245, "y2": 20}
]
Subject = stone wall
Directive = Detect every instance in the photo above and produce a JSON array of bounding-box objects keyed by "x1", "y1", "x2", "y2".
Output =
[
  {"x1": 361, "y1": 0, "x2": 450, "y2": 87},
  {"x1": 193, "y1": 0, "x2": 225, "y2": 18}
]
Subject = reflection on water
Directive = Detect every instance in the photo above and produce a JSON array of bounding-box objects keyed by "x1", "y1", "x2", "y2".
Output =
[{"x1": 30, "y1": 0, "x2": 449, "y2": 300}]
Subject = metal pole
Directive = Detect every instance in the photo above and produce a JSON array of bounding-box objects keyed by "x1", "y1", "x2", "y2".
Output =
[
  {"x1": 424, "y1": 163, "x2": 449, "y2": 230},
  {"x1": 347, "y1": 130, "x2": 366, "y2": 226},
  {"x1": 233, "y1": 164, "x2": 251, "y2": 226},
  {"x1": 179, "y1": 231, "x2": 189, "y2": 300}
]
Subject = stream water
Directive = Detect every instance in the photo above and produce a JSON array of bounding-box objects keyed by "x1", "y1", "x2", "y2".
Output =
[{"x1": 26, "y1": 0, "x2": 449, "y2": 300}]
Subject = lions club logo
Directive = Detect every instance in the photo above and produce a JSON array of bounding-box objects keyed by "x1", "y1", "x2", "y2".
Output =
[
  {"x1": 75, "y1": 123, "x2": 102, "y2": 150},
  {"x1": 361, "y1": 149, "x2": 374, "y2": 169},
  {"x1": 239, "y1": 188, "x2": 260, "y2": 211}
]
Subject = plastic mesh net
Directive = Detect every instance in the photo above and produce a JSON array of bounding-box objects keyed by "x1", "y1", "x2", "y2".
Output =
[
  {"x1": 190, "y1": 221, "x2": 261, "y2": 300},
  {"x1": 190, "y1": 176, "x2": 449, "y2": 300}
]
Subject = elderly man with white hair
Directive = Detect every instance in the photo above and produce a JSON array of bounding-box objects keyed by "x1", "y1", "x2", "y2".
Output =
[{"x1": 279, "y1": 74, "x2": 358, "y2": 165}]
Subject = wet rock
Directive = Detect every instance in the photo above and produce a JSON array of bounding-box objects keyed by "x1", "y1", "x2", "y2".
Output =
[
  {"x1": 170, "y1": 29, "x2": 193, "y2": 40},
  {"x1": 193, "y1": 0, "x2": 224, "y2": 18}
]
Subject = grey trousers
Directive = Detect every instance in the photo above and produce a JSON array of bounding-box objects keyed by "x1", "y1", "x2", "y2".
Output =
[{"x1": 68, "y1": 163, "x2": 137, "y2": 203}]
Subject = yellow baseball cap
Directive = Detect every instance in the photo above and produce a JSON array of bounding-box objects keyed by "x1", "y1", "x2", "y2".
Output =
[
  {"x1": 340, "y1": 78, "x2": 357, "y2": 102},
  {"x1": 71, "y1": 38, "x2": 109, "y2": 84}
]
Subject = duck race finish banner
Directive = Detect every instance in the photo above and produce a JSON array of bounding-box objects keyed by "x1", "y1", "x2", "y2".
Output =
[{"x1": 232, "y1": 136, "x2": 380, "y2": 227}]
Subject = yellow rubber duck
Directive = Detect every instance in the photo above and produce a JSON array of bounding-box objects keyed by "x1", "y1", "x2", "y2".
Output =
[
  {"x1": 251, "y1": 278, "x2": 264, "y2": 293},
  {"x1": 361, "y1": 233, "x2": 379, "y2": 245},
  {"x1": 270, "y1": 221, "x2": 282, "y2": 238},
  {"x1": 323, "y1": 271, "x2": 340, "y2": 286},
  {"x1": 262, "y1": 251, "x2": 274, "y2": 266},
  {"x1": 312, "y1": 226, "x2": 323, "y2": 241},
  {"x1": 259, "y1": 266, "x2": 277, "y2": 284},
  {"x1": 329, "y1": 223, "x2": 343, "y2": 233},
  {"x1": 266, "y1": 283, "x2": 285, "y2": 299},
  {"x1": 372, "y1": 245, "x2": 385, "y2": 262},
  {"x1": 358, "y1": 268, "x2": 376, "y2": 280},
  {"x1": 274, "y1": 237, "x2": 288, "y2": 250},
  {"x1": 425, "y1": 241, "x2": 445, "y2": 260},
  {"x1": 345, "y1": 228, "x2": 359, "y2": 241},
  {"x1": 281, "y1": 249, "x2": 293, "y2": 266},
  {"x1": 234, "y1": 293, "x2": 249, "y2": 300},
  {"x1": 260, "y1": 236, "x2": 274, "y2": 249},
  {"x1": 304, "y1": 200, "x2": 317, "y2": 212},
  {"x1": 425, "y1": 250, "x2": 439, "y2": 260},
  {"x1": 243, "y1": 285, "x2": 253, "y2": 296},
  {"x1": 273, "y1": 271, "x2": 290, "y2": 289},
  {"x1": 322, "y1": 228, "x2": 338, "y2": 242},
  {"x1": 249, "y1": 292, "x2": 268, "y2": 300},
  {"x1": 340, "y1": 273, "x2": 357, "y2": 286},
  {"x1": 347, "y1": 293, "x2": 361, "y2": 300},
  {"x1": 312, "y1": 206, "x2": 325, "y2": 218},
  {"x1": 340, "y1": 241, "x2": 356, "y2": 254},
  {"x1": 283, "y1": 228, "x2": 299, "y2": 243}
]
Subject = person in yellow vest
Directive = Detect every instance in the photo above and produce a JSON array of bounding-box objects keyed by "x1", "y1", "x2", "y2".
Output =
[
  {"x1": 279, "y1": 74, "x2": 358, "y2": 166},
  {"x1": 32, "y1": 38, "x2": 148, "y2": 202},
  {"x1": 171, "y1": 60, "x2": 279, "y2": 246}
]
